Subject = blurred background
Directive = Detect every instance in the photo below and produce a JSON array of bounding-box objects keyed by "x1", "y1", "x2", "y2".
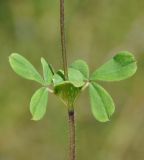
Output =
[{"x1": 0, "y1": 0, "x2": 144, "y2": 160}]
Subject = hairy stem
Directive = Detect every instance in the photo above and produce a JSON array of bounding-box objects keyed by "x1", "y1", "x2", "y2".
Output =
[
  {"x1": 68, "y1": 109, "x2": 76, "y2": 160},
  {"x1": 60, "y1": 0, "x2": 68, "y2": 80}
]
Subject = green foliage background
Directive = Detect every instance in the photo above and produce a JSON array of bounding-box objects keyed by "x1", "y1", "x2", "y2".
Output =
[{"x1": 0, "y1": 0, "x2": 144, "y2": 159}]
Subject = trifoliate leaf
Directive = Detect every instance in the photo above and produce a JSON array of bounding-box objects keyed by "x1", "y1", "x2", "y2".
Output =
[
  {"x1": 70, "y1": 60, "x2": 89, "y2": 79},
  {"x1": 30, "y1": 87, "x2": 48, "y2": 121},
  {"x1": 9, "y1": 53, "x2": 44, "y2": 84},
  {"x1": 41, "y1": 57, "x2": 53, "y2": 85},
  {"x1": 91, "y1": 51, "x2": 137, "y2": 81},
  {"x1": 89, "y1": 83, "x2": 115, "y2": 122}
]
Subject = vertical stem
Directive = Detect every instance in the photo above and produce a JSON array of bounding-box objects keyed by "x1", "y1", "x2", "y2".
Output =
[
  {"x1": 60, "y1": 1, "x2": 76, "y2": 159},
  {"x1": 60, "y1": 0, "x2": 68, "y2": 80},
  {"x1": 68, "y1": 109, "x2": 76, "y2": 160}
]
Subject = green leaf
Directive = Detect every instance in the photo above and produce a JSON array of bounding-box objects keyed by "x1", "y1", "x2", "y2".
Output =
[
  {"x1": 68, "y1": 68, "x2": 85, "y2": 87},
  {"x1": 53, "y1": 69, "x2": 84, "y2": 107},
  {"x1": 70, "y1": 60, "x2": 89, "y2": 79},
  {"x1": 89, "y1": 83, "x2": 115, "y2": 122},
  {"x1": 41, "y1": 57, "x2": 53, "y2": 85},
  {"x1": 9, "y1": 53, "x2": 44, "y2": 84},
  {"x1": 91, "y1": 51, "x2": 137, "y2": 81},
  {"x1": 54, "y1": 82, "x2": 81, "y2": 107},
  {"x1": 30, "y1": 87, "x2": 48, "y2": 121},
  {"x1": 53, "y1": 68, "x2": 85, "y2": 87},
  {"x1": 53, "y1": 72, "x2": 64, "y2": 86}
]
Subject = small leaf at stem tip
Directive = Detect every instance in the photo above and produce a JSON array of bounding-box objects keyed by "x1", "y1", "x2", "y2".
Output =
[
  {"x1": 9, "y1": 53, "x2": 44, "y2": 84},
  {"x1": 41, "y1": 57, "x2": 53, "y2": 85},
  {"x1": 30, "y1": 87, "x2": 48, "y2": 121},
  {"x1": 90, "y1": 51, "x2": 137, "y2": 82},
  {"x1": 70, "y1": 59, "x2": 89, "y2": 79},
  {"x1": 89, "y1": 82, "x2": 115, "y2": 122}
]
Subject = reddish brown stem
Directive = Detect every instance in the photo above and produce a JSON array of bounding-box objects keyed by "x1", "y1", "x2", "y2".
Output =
[
  {"x1": 60, "y1": 1, "x2": 75, "y2": 159},
  {"x1": 68, "y1": 110, "x2": 76, "y2": 160},
  {"x1": 60, "y1": 0, "x2": 68, "y2": 80}
]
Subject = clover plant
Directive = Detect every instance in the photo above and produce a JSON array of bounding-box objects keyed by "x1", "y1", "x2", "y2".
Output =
[
  {"x1": 8, "y1": 0, "x2": 137, "y2": 160},
  {"x1": 9, "y1": 51, "x2": 137, "y2": 122}
]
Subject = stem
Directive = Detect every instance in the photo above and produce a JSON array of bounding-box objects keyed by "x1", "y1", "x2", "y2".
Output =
[
  {"x1": 60, "y1": 1, "x2": 76, "y2": 159},
  {"x1": 60, "y1": 0, "x2": 68, "y2": 80},
  {"x1": 68, "y1": 109, "x2": 76, "y2": 160}
]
